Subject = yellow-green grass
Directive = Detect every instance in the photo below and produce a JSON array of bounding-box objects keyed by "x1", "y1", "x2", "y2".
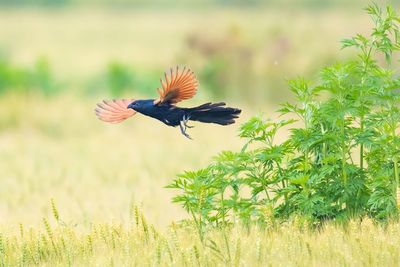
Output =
[
  {"x1": 0, "y1": 93, "x2": 249, "y2": 229},
  {"x1": 1, "y1": 207, "x2": 400, "y2": 266},
  {"x1": 1, "y1": 93, "x2": 399, "y2": 266}
]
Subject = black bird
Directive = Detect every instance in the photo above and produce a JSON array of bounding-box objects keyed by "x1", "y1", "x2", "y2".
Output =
[{"x1": 95, "y1": 66, "x2": 241, "y2": 139}]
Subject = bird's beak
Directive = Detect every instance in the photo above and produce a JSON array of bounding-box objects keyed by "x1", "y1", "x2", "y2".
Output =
[{"x1": 127, "y1": 102, "x2": 135, "y2": 109}]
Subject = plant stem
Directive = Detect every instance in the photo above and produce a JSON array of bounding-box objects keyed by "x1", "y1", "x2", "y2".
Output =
[
  {"x1": 197, "y1": 191, "x2": 204, "y2": 242},
  {"x1": 305, "y1": 149, "x2": 309, "y2": 171},
  {"x1": 259, "y1": 168, "x2": 271, "y2": 201},
  {"x1": 321, "y1": 123, "x2": 327, "y2": 166},
  {"x1": 276, "y1": 161, "x2": 287, "y2": 203},
  {"x1": 360, "y1": 118, "x2": 364, "y2": 170},
  {"x1": 394, "y1": 157, "x2": 399, "y2": 205},
  {"x1": 341, "y1": 120, "x2": 347, "y2": 184},
  {"x1": 392, "y1": 125, "x2": 399, "y2": 207},
  {"x1": 359, "y1": 42, "x2": 372, "y2": 170},
  {"x1": 263, "y1": 184, "x2": 271, "y2": 201},
  {"x1": 189, "y1": 209, "x2": 203, "y2": 243},
  {"x1": 220, "y1": 192, "x2": 231, "y2": 263}
]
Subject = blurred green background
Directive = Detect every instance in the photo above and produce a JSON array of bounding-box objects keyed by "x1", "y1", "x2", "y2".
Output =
[
  {"x1": 1, "y1": 0, "x2": 399, "y2": 229},
  {"x1": 2, "y1": 0, "x2": 398, "y2": 105}
]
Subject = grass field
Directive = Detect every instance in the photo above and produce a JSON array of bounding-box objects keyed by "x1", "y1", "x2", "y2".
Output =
[
  {"x1": 0, "y1": 95, "x2": 398, "y2": 266},
  {"x1": 2, "y1": 214, "x2": 400, "y2": 266},
  {"x1": 1, "y1": 4, "x2": 400, "y2": 266},
  {"x1": 0, "y1": 94, "x2": 247, "y2": 230}
]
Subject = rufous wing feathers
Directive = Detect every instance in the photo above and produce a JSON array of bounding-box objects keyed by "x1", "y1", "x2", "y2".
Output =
[{"x1": 155, "y1": 66, "x2": 199, "y2": 104}]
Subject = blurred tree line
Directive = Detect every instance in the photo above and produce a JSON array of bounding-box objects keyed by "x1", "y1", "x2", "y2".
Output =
[
  {"x1": 1, "y1": 0, "x2": 399, "y2": 104},
  {"x1": 0, "y1": 57, "x2": 61, "y2": 96},
  {"x1": 0, "y1": 0, "x2": 382, "y2": 8},
  {"x1": 0, "y1": 24, "x2": 353, "y2": 104}
]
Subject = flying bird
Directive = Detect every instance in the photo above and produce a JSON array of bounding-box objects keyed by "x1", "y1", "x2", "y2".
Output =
[{"x1": 95, "y1": 66, "x2": 241, "y2": 139}]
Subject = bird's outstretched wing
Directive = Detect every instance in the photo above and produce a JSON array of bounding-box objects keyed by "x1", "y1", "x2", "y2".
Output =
[
  {"x1": 95, "y1": 99, "x2": 136, "y2": 123},
  {"x1": 154, "y1": 66, "x2": 199, "y2": 105}
]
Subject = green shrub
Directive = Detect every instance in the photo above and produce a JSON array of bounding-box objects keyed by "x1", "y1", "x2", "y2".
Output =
[
  {"x1": 86, "y1": 62, "x2": 159, "y2": 97},
  {"x1": 106, "y1": 62, "x2": 136, "y2": 96},
  {"x1": 0, "y1": 57, "x2": 60, "y2": 95},
  {"x1": 168, "y1": 3, "x2": 400, "y2": 227}
]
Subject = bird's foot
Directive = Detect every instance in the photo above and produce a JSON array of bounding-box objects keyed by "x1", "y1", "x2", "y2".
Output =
[
  {"x1": 180, "y1": 120, "x2": 193, "y2": 140},
  {"x1": 184, "y1": 121, "x2": 194, "y2": 128},
  {"x1": 182, "y1": 115, "x2": 194, "y2": 128}
]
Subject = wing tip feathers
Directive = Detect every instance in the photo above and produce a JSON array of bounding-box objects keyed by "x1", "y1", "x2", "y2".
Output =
[{"x1": 95, "y1": 99, "x2": 136, "y2": 124}]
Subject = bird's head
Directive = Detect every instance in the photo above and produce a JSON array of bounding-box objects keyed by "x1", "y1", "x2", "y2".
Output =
[{"x1": 127, "y1": 99, "x2": 154, "y2": 111}]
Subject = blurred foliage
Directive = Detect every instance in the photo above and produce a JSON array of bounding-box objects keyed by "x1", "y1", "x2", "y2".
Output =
[
  {"x1": 180, "y1": 24, "x2": 335, "y2": 103},
  {"x1": 106, "y1": 62, "x2": 138, "y2": 96},
  {"x1": 0, "y1": 50, "x2": 330, "y2": 102},
  {"x1": 0, "y1": 58, "x2": 161, "y2": 98},
  {"x1": 0, "y1": 0, "x2": 388, "y2": 9},
  {"x1": 86, "y1": 62, "x2": 160, "y2": 97},
  {"x1": 0, "y1": 3, "x2": 372, "y2": 102},
  {"x1": 0, "y1": 1, "x2": 397, "y2": 102},
  {"x1": 0, "y1": 57, "x2": 61, "y2": 96},
  {"x1": 183, "y1": 28, "x2": 258, "y2": 102}
]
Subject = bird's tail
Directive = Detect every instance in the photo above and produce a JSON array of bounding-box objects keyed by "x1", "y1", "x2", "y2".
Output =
[{"x1": 186, "y1": 102, "x2": 241, "y2": 125}]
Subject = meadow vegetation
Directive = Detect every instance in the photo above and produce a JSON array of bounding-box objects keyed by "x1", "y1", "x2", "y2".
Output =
[
  {"x1": 0, "y1": 2, "x2": 400, "y2": 266},
  {"x1": 1, "y1": 205, "x2": 400, "y2": 266}
]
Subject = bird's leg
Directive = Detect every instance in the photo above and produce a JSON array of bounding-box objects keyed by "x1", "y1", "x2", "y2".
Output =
[
  {"x1": 185, "y1": 123, "x2": 194, "y2": 128},
  {"x1": 182, "y1": 114, "x2": 194, "y2": 128},
  {"x1": 179, "y1": 120, "x2": 192, "y2": 140}
]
